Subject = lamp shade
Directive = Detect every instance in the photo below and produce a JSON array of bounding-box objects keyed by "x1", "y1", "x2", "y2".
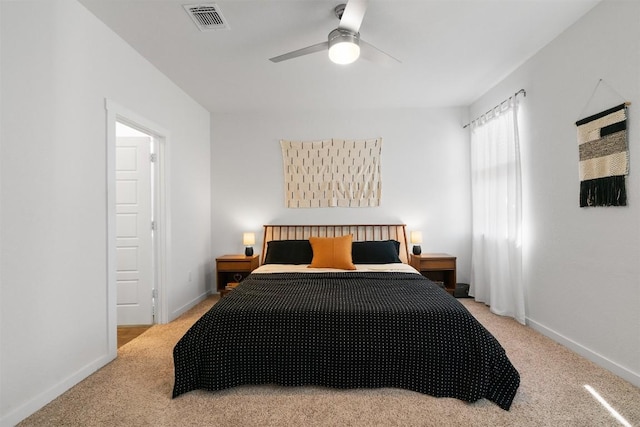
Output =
[
  {"x1": 410, "y1": 231, "x2": 423, "y2": 244},
  {"x1": 243, "y1": 232, "x2": 255, "y2": 246}
]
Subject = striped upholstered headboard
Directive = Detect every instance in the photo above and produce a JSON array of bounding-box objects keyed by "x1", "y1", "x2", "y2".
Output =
[{"x1": 261, "y1": 224, "x2": 409, "y2": 264}]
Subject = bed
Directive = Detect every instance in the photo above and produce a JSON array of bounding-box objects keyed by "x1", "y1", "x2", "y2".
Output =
[{"x1": 173, "y1": 224, "x2": 520, "y2": 410}]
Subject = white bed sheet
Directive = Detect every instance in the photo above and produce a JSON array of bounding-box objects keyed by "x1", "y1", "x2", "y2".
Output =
[{"x1": 252, "y1": 263, "x2": 421, "y2": 274}]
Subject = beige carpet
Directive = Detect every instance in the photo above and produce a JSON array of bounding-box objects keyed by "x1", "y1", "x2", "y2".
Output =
[{"x1": 19, "y1": 296, "x2": 640, "y2": 427}]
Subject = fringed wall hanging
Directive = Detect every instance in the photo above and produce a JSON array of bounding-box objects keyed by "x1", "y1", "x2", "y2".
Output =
[
  {"x1": 280, "y1": 138, "x2": 382, "y2": 208},
  {"x1": 576, "y1": 104, "x2": 629, "y2": 207},
  {"x1": 575, "y1": 79, "x2": 632, "y2": 207}
]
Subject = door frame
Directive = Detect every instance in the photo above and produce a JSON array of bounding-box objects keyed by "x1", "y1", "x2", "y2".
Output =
[{"x1": 105, "y1": 99, "x2": 171, "y2": 358}]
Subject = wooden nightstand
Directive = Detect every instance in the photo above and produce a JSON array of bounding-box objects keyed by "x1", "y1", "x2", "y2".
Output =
[
  {"x1": 215, "y1": 254, "x2": 259, "y2": 296},
  {"x1": 410, "y1": 253, "x2": 457, "y2": 295}
]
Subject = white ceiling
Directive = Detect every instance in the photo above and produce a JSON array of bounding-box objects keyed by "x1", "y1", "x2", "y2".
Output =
[{"x1": 78, "y1": 0, "x2": 600, "y2": 113}]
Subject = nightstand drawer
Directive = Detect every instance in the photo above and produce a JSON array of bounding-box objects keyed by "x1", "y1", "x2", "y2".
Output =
[
  {"x1": 420, "y1": 259, "x2": 455, "y2": 270},
  {"x1": 217, "y1": 260, "x2": 252, "y2": 271}
]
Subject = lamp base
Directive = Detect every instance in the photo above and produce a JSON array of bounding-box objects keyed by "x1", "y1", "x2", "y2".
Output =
[
  {"x1": 412, "y1": 245, "x2": 422, "y2": 255},
  {"x1": 245, "y1": 247, "x2": 254, "y2": 256}
]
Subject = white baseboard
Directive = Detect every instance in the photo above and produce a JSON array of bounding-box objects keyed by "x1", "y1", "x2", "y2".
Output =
[
  {"x1": 527, "y1": 317, "x2": 640, "y2": 388},
  {"x1": 169, "y1": 290, "x2": 211, "y2": 322},
  {"x1": 1, "y1": 354, "x2": 114, "y2": 427}
]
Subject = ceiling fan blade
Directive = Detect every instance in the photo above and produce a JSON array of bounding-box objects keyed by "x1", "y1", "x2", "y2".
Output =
[
  {"x1": 269, "y1": 41, "x2": 328, "y2": 63},
  {"x1": 360, "y1": 39, "x2": 401, "y2": 65},
  {"x1": 338, "y1": 0, "x2": 368, "y2": 33}
]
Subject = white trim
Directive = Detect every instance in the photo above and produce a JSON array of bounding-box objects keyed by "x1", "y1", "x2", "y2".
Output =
[
  {"x1": 106, "y1": 104, "x2": 118, "y2": 358},
  {"x1": 527, "y1": 317, "x2": 640, "y2": 388},
  {"x1": 104, "y1": 99, "x2": 172, "y2": 358},
  {"x1": 153, "y1": 129, "x2": 171, "y2": 324}
]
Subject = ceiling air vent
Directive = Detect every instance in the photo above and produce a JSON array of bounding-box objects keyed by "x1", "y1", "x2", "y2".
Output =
[{"x1": 183, "y1": 4, "x2": 229, "y2": 31}]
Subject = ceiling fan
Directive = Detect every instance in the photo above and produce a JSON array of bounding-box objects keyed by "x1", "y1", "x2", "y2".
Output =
[{"x1": 269, "y1": 0, "x2": 400, "y2": 65}]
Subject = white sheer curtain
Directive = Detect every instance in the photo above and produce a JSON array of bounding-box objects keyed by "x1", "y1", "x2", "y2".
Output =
[{"x1": 470, "y1": 96, "x2": 525, "y2": 324}]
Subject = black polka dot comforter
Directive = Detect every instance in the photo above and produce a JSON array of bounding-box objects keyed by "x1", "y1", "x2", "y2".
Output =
[{"x1": 172, "y1": 272, "x2": 520, "y2": 410}]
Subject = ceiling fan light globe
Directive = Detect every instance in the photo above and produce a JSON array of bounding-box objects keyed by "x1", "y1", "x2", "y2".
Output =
[
  {"x1": 329, "y1": 42, "x2": 360, "y2": 64},
  {"x1": 328, "y1": 28, "x2": 360, "y2": 64}
]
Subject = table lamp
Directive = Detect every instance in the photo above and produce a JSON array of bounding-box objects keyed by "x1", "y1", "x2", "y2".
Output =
[
  {"x1": 243, "y1": 232, "x2": 255, "y2": 256},
  {"x1": 410, "y1": 231, "x2": 423, "y2": 255}
]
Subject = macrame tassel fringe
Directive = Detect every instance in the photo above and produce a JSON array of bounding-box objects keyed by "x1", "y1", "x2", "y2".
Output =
[{"x1": 580, "y1": 176, "x2": 627, "y2": 207}]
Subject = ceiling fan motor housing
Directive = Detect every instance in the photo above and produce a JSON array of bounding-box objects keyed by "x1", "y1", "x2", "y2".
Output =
[{"x1": 328, "y1": 28, "x2": 359, "y2": 46}]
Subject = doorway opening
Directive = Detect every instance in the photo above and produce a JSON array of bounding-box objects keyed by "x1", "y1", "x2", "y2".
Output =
[
  {"x1": 117, "y1": 325, "x2": 152, "y2": 348},
  {"x1": 115, "y1": 122, "x2": 155, "y2": 327},
  {"x1": 106, "y1": 99, "x2": 170, "y2": 358}
]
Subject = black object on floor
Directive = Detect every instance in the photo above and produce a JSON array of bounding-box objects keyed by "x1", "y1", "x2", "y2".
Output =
[{"x1": 454, "y1": 283, "x2": 470, "y2": 298}]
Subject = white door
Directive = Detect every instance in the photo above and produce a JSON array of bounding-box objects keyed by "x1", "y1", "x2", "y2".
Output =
[{"x1": 116, "y1": 136, "x2": 154, "y2": 325}]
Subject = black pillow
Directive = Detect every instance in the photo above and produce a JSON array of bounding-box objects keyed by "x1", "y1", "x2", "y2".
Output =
[
  {"x1": 264, "y1": 240, "x2": 314, "y2": 264},
  {"x1": 352, "y1": 240, "x2": 402, "y2": 264}
]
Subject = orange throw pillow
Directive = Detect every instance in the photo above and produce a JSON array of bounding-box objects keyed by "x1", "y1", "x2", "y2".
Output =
[{"x1": 308, "y1": 235, "x2": 356, "y2": 270}]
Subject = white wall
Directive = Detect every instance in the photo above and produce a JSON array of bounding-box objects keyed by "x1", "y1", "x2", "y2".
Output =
[
  {"x1": 470, "y1": 0, "x2": 640, "y2": 386},
  {"x1": 211, "y1": 108, "x2": 472, "y2": 280},
  {"x1": 0, "y1": 1, "x2": 211, "y2": 425}
]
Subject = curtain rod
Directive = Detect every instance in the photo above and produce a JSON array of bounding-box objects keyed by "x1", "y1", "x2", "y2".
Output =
[{"x1": 463, "y1": 89, "x2": 526, "y2": 129}]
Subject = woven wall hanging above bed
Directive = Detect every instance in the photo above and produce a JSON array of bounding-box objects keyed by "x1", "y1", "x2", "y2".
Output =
[
  {"x1": 280, "y1": 138, "x2": 382, "y2": 208},
  {"x1": 576, "y1": 103, "x2": 629, "y2": 207}
]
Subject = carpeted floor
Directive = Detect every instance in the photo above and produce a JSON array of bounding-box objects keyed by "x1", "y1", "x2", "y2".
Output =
[{"x1": 19, "y1": 296, "x2": 640, "y2": 426}]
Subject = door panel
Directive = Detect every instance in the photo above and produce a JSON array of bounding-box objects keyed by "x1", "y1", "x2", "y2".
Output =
[{"x1": 116, "y1": 136, "x2": 153, "y2": 325}]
